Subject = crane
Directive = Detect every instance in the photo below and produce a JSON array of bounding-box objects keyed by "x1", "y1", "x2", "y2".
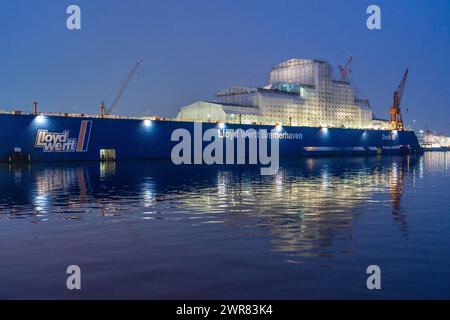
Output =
[
  {"x1": 101, "y1": 58, "x2": 143, "y2": 116},
  {"x1": 388, "y1": 69, "x2": 409, "y2": 131},
  {"x1": 338, "y1": 55, "x2": 353, "y2": 82}
]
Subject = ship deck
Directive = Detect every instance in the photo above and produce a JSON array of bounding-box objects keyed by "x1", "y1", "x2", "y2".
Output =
[{"x1": 0, "y1": 110, "x2": 412, "y2": 132}]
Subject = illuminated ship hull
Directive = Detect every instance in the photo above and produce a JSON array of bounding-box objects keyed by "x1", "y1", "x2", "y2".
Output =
[{"x1": 0, "y1": 113, "x2": 422, "y2": 163}]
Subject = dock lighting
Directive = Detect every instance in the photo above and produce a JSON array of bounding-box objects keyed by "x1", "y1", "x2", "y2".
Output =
[
  {"x1": 143, "y1": 119, "x2": 152, "y2": 127},
  {"x1": 391, "y1": 130, "x2": 399, "y2": 140},
  {"x1": 320, "y1": 127, "x2": 330, "y2": 139},
  {"x1": 36, "y1": 115, "x2": 45, "y2": 124},
  {"x1": 275, "y1": 124, "x2": 283, "y2": 132},
  {"x1": 217, "y1": 122, "x2": 226, "y2": 129}
]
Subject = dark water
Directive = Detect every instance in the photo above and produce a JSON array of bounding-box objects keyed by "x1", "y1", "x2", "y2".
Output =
[{"x1": 0, "y1": 153, "x2": 449, "y2": 299}]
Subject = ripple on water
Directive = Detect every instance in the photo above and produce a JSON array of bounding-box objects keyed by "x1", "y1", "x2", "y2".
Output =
[{"x1": 0, "y1": 155, "x2": 450, "y2": 298}]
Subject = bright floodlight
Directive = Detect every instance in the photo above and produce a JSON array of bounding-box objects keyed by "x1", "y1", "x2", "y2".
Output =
[{"x1": 36, "y1": 115, "x2": 45, "y2": 124}]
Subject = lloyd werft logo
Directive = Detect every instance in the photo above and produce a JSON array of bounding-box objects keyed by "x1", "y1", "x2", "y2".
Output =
[{"x1": 35, "y1": 120, "x2": 92, "y2": 152}]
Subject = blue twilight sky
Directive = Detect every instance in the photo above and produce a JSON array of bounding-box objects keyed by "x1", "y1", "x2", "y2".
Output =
[{"x1": 0, "y1": 0, "x2": 449, "y2": 133}]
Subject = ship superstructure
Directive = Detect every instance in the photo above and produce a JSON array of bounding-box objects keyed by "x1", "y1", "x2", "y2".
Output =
[{"x1": 177, "y1": 59, "x2": 375, "y2": 129}]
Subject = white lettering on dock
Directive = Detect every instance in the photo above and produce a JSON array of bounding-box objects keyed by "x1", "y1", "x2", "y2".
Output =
[{"x1": 35, "y1": 130, "x2": 77, "y2": 152}]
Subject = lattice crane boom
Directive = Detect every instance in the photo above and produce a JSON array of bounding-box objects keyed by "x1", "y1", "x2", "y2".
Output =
[
  {"x1": 338, "y1": 55, "x2": 353, "y2": 81},
  {"x1": 103, "y1": 58, "x2": 144, "y2": 116},
  {"x1": 395, "y1": 69, "x2": 409, "y2": 106}
]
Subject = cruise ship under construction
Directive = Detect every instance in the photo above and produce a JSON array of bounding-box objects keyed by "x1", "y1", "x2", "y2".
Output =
[{"x1": 0, "y1": 57, "x2": 422, "y2": 163}]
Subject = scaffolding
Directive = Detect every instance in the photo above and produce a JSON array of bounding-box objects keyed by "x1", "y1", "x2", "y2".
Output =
[{"x1": 178, "y1": 58, "x2": 374, "y2": 129}]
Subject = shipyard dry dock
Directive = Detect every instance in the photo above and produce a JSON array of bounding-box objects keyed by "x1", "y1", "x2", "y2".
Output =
[
  {"x1": 0, "y1": 58, "x2": 423, "y2": 163},
  {"x1": 0, "y1": 112, "x2": 422, "y2": 163}
]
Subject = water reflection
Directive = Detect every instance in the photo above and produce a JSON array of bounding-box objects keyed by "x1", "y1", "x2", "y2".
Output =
[{"x1": 0, "y1": 155, "x2": 423, "y2": 259}]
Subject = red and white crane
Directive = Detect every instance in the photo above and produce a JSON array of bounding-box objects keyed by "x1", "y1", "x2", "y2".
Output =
[
  {"x1": 338, "y1": 55, "x2": 353, "y2": 82},
  {"x1": 389, "y1": 69, "x2": 409, "y2": 131}
]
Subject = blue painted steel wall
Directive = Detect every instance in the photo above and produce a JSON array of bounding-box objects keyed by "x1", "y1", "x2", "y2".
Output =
[{"x1": 0, "y1": 114, "x2": 422, "y2": 162}]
